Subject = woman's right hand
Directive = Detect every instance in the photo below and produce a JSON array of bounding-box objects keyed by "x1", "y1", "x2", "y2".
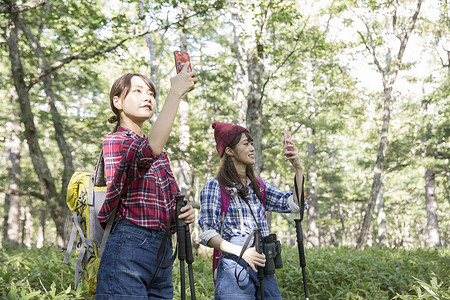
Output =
[
  {"x1": 242, "y1": 246, "x2": 266, "y2": 272},
  {"x1": 208, "y1": 237, "x2": 266, "y2": 273},
  {"x1": 169, "y1": 63, "x2": 198, "y2": 98}
]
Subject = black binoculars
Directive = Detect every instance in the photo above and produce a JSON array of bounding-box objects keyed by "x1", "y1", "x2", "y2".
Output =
[{"x1": 263, "y1": 233, "x2": 283, "y2": 275}]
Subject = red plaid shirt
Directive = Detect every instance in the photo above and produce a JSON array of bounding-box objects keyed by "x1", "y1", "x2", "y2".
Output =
[{"x1": 97, "y1": 126, "x2": 178, "y2": 233}]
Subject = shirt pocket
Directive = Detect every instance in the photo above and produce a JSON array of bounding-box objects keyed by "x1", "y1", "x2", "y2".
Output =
[{"x1": 155, "y1": 167, "x2": 173, "y2": 191}]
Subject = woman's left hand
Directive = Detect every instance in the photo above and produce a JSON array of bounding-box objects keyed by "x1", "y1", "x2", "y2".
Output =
[
  {"x1": 284, "y1": 141, "x2": 303, "y2": 170},
  {"x1": 178, "y1": 204, "x2": 196, "y2": 224}
]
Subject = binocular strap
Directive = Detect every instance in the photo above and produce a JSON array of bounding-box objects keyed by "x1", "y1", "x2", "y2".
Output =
[
  {"x1": 234, "y1": 229, "x2": 257, "y2": 282},
  {"x1": 233, "y1": 192, "x2": 264, "y2": 282},
  {"x1": 157, "y1": 212, "x2": 177, "y2": 269}
]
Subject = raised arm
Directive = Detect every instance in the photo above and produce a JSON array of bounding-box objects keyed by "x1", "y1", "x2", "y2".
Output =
[
  {"x1": 284, "y1": 140, "x2": 304, "y2": 204},
  {"x1": 147, "y1": 64, "x2": 197, "y2": 155}
]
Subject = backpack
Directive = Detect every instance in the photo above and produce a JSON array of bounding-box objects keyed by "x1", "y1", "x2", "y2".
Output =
[
  {"x1": 212, "y1": 178, "x2": 266, "y2": 286},
  {"x1": 63, "y1": 150, "x2": 115, "y2": 294}
]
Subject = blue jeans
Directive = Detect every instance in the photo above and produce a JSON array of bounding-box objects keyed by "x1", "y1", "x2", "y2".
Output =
[
  {"x1": 214, "y1": 236, "x2": 282, "y2": 300},
  {"x1": 96, "y1": 220, "x2": 174, "y2": 300}
]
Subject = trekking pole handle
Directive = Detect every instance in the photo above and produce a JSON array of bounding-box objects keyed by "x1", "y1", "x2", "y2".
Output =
[
  {"x1": 175, "y1": 195, "x2": 187, "y2": 228},
  {"x1": 295, "y1": 219, "x2": 306, "y2": 268},
  {"x1": 254, "y1": 228, "x2": 262, "y2": 254},
  {"x1": 254, "y1": 228, "x2": 265, "y2": 282},
  {"x1": 176, "y1": 195, "x2": 187, "y2": 260}
]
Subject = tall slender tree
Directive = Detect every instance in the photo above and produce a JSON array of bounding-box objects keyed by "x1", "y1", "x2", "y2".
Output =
[
  {"x1": 420, "y1": 0, "x2": 449, "y2": 248},
  {"x1": 243, "y1": 0, "x2": 267, "y2": 176},
  {"x1": 4, "y1": 93, "x2": 21, "y2": 245},
  {"x1": 17, "y1": 2, "x2": 75, "y2": 224},
  {"x1": 1, "y1": 0, "x2": 162, "y2": 242},
  {"x1": 355, "y1": 0, "x2": 423, "y2": 249},
  {"x1": 2, "y1": 0, "x2": 63, "y2": 240}
]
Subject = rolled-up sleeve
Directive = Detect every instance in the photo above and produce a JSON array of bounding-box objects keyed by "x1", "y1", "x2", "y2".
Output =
[
  {"x1": 98, "y1": 131, "x2": 158, "y2": 225},
  {"x1": 264, "y1": 179, "x2": 299, "y2": 213},
  {"x1": 110, "y1": 136, "x2": 157, "y2": 183},
  {"x1": 198, "y1": 179, "x2": 222, "y2": 246},
  {"x1": 263, "y1": 178, "x2": 307, "y2": 213}
]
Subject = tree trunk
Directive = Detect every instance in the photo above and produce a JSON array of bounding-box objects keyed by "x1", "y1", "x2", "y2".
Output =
[
  {"x1": 17, "y1": 8, "x2": 75, "y2": 239},
  {"x1": 138, "y1": 0, "x2": 161, "y2": 119},
  {"x1": 39, "y1": 57, "x2": 73, "y2": 245},
  {"x1": 329, "y1": 202, "x2": 336, "y2": 247},
  {"x1": 306, "y1": 128, "x2": 319, "y2": 247},
  {"x1": 4, "y1": 95, "x2": 22, "y2": 246},
  {"x1": 22, "y1": 203, "x2": 34, "y2": 247},
  {"x1": 231, "y1": 12, "x2": 247, "y2": 125},
  {"x1": 356, "y1": 1, "x2": 422, "y2": 249},
  {"x1": 357, "y1": 86, "x2": 391, "y2": 249},
  {"x1": 244, "y1": 2, "x2": 265, "y2": 176},
  {"x1": 336, "y1": 199, "x2": 346, "y2": 246},
  {"x1": 305, "y1": 60, "x2": 319, "y2": 247},
  {"x1": 37, "y1": 209, "x2": 46, "y2": 247},
  {"x1": 6, "y1": 9, "x2": 65, "y2": 241},
  {"x1": 246, "y1": 46, "x2": 264, "y2": 175},
  {"x1": 376, "y1": 183, "x2": 387, "y2": 246},
  {"x1": 330, "y1": 152, "x2": 344, "y2": 247},
  {"x1": 424, "y1": 169, "x2": 442, "y2": 247}
]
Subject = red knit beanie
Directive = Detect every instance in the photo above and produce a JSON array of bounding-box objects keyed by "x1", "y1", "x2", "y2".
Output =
[{"x1": 212, "y1": 122, "x2": 249, "y2": 157}]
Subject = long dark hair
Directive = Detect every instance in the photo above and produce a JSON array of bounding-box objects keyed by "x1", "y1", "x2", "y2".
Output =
[
  {"x1": 108, "y1": 73, "x2": 156, "y2": 132},
  {"x1": 217, "y1": 131, "x2": 263, "y2": 202}
]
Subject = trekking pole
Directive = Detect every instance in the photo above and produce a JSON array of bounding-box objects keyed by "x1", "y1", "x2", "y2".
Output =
[
  {"x1": 185, "y1": 223, "x2": 196, "y2": 299},
  {"x1": 175, "y1": 195, "x2": 196, "y2": 300},
  {"x1": 294, "y1": 176, "x2": 309, "y2": 300},
  {"x1": 254, "y1": 228, "x2": 265, "y2": 300}
]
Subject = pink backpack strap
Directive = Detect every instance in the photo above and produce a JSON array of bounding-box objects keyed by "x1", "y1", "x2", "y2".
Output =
[
  {"x1": 212, "y1": 187, "x2": 231, "y2": 286},
  {"x1": 212, "y1": 178, "x2": 266, "y2": 286},
  {"x1": 220, "y1": 187, "x2": 231, "y2": 215},
  {"x1": 256, "y1": 178, "x2": 266, "y2": 208}
]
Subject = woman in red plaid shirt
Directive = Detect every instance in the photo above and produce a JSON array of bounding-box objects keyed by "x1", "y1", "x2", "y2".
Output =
[{"x1": 96, "y1": 64, "x2": 198, "y2": 299}]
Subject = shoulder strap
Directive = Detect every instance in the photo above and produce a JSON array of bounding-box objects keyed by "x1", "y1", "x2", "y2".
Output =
[
  {"x1": 256, "y1": 177, "x2": 266, "y2": 209},
  {"x1": 94, "y1": 149, "x2": 106, "y2": 187},
  {"x1": 95, "y1": 131, "x2": 129, "y2": 187},
  {"x1": 219, "y1": 187, "x2": 231, "y2": 216},
  {"x1": 96, "y1": 148, "x2": 119, "y2": 259}
]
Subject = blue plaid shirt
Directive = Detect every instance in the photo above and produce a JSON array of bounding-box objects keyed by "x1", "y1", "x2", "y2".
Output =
[{"x1": 199, "y1": 178, "x2": 302, "y2": 244}]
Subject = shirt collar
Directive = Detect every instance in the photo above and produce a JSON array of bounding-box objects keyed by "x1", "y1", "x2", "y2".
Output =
[
  {"x1": 233, "y1": 177, "x2": 251, "y2": 189},
  {"x1": 117, "y1": 126, "x2": 145, "y2": 139},
  {"x1": 117, "y1": 126, "x2": 167, "y2": 155}
]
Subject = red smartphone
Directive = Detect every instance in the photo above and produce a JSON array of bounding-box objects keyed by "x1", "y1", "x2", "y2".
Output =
[
  {"x1": 174, "y1": 50, "x2": 192, "y2": 73},
  {"x1": 284, "y1": 130, "x2": 294, "y2": 151}
]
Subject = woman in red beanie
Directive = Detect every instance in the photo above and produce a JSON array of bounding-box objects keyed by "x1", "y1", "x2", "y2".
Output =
[{"x1": 198, "y1": 122, "x2": 307, "y2": 299}]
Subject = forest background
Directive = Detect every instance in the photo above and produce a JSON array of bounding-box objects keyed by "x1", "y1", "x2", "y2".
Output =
[{"x1": 0, "y1": 0, "x2": 448, "y2": 270}]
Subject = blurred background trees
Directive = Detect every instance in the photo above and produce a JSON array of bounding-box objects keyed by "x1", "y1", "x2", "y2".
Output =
[{"x1": 0, "y1": 0, "x2": 448, "y2": 250}]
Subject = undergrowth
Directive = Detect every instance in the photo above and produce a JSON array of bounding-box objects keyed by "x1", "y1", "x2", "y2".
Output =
[{"x1": 1, "y1": 243, "x2": 448, "y2": 299}]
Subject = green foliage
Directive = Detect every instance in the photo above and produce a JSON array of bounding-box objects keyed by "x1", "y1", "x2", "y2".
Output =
[
  {"x1": 277, "y1": 246, "x2": 450, "y2": 300},
  {"x1": 1, "y1": 244, "x2": 448, "y2": 299},
  {"x1": 393, "y1": 274, "x2": 450, "y2": 300},
  {"x1": 172, "y1": 248, "x2": 216, "y2": 299},
  {"x1": 0, "y1": 244, "x2": 91, "y2": 299}
]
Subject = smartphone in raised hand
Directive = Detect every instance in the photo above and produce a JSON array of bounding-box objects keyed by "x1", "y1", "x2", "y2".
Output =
[
  {"x1": 284, "y1": 130, "x2": 294, "y2": 152},
  {"x1": 174, "y1": 50, "x2": 192, "y2": 73}
]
